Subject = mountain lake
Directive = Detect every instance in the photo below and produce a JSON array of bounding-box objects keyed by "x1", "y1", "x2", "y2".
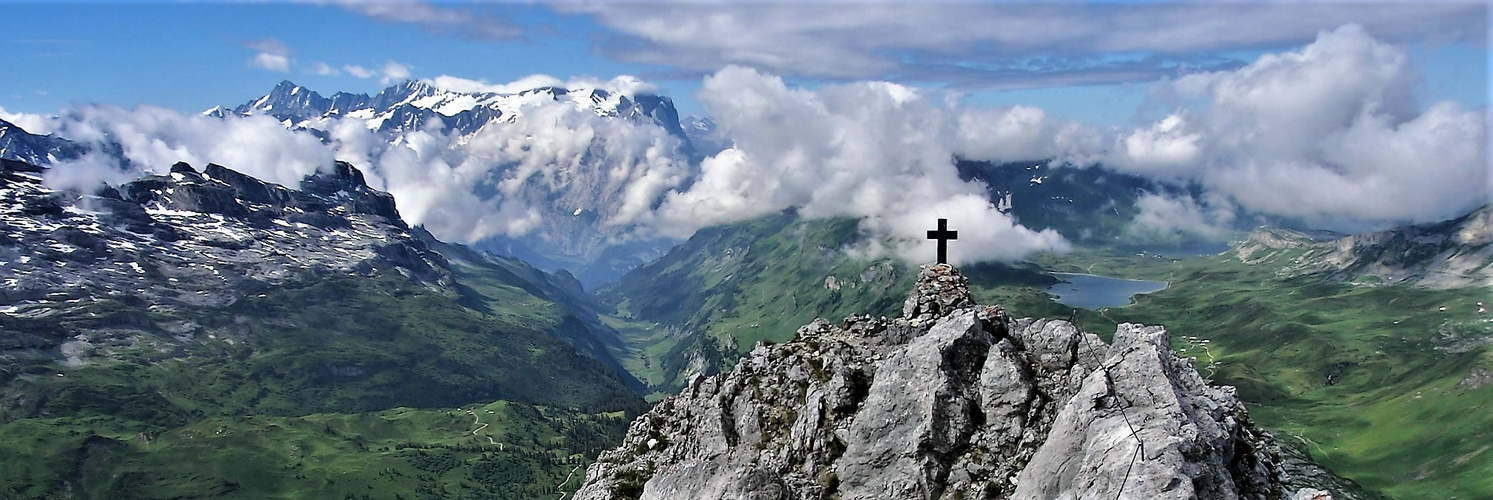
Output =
[{"x1": 1048, "y1": 273, "x2": 1169, "y2": 310}]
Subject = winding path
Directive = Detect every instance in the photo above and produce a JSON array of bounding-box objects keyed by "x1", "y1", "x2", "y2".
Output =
[
  {"x1": 555, "y1": 463, "x2": 584, "y2": 500},
  {"x1": 464, "y1": 409, "x2": 504, "y2": 450},
  {"x1": 1177, "y1": 336, "x2": 1220, "y2": 379}
]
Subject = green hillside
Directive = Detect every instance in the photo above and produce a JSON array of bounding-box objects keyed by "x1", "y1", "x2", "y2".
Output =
[
  {"x1": 0, "y1": 400, "x2": 626, "y2": 499},
  {"x1": 0, "y1": 265, "x2": 644, "y2": 498}
]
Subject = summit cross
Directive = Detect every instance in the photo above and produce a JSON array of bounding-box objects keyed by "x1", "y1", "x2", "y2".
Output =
[{"x1": 926, "y1": 218, "x2": 958, "y2": 265}]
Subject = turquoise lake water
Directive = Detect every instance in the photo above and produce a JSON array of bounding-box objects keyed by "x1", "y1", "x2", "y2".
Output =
[{"x1": 1048, "y1": 273, "x2": 1169, "y2": 310}]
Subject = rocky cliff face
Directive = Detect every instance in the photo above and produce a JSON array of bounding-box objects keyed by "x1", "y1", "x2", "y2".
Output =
[{"x1": 575, "y1": 264, "x2": 1328, "y2": 499}]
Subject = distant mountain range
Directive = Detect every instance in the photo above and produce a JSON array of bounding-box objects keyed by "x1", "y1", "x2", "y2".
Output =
[
  {"x1": 217, "y1": 80, "x2": 688, "y2": 142},
  {"x1": 0, "y1": 118, "x2": 83, "y2": 165},
  {"x1": 1234, "y1": 204, "x2": 1493, "y2": 289},
  {"x1": 211, "y1": 80, "x2": 694, "y2": 287}
]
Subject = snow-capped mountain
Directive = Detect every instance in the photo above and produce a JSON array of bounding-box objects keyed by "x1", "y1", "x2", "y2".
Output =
[
  {"x1": 0, "y1": 155, "x2": 636, "y2": 374},
  {"x1": 208, "y1": 81, "x2": 696, "y2": 287},
  {"x1": 227, "y1": 80, "x2": 688, "y2": 141},
  {"x1": 0, "y1": 118, "x2": 84, "y2": 165}
]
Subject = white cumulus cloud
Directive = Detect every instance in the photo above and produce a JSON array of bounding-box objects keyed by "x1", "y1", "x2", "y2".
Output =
[
  {"x1": 309, "y1": 62, "x2": 340, "y2": 76},
  {"x1": 654, "y1": 66, "x2": 1072, "y2": 265},
  {"x1": 1113, "y1": 113, "x2": 1202, "y2": 179},
  {"x1": 1111, "y1": 24, "x2": 1488, "y2": 228},
  {"x1": 380, "y1": 61, "x2": 412, "y2": 85},
  {"x1": 1125, "y1": 192, "x2": 1234, "y2": 244},
  {"x1": 245, "y1": 38, "x2": 292, "y2": 73},
  {"x1": 0, "y1": 107, "x2": 55, "y2": 135},
  {"x1": 344, "y1": 65, "x2": 376, "y2": 79}
]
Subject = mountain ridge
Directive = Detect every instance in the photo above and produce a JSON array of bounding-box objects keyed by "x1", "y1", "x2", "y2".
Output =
[
  {"x1": 0, "y1": 118, "x2": 84, "y2": 166},
  {"x1": 1, "y1": 156, "x2": 647, "y2": 496},
  {"x1": 226, "y1": 79, "x2": 689, "y2": 142},
  {"x1": 1233, "y1": 203, "x2": 1493, "y2": 289}
]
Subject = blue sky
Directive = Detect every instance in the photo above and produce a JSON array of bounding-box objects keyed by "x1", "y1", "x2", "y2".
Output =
[{"x1": 1, "y1": 1, "x2": 1487, "y2": 127}]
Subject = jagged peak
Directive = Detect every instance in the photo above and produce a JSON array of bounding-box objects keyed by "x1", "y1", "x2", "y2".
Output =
[
  {"x1": 380, "y1": 79, "x2": 437, "y2": 100},
  {"x1": 271, "y1": 79, "x2": 302, "y2": 93},
  {"x1": 200, "y1": 105, "x2": 231, "y2": 118}
]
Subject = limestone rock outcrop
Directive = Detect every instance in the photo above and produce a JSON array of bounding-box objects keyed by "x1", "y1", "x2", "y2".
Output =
[{"x1": 574, "y1": 264, "x2": 1314, "y2": 499}]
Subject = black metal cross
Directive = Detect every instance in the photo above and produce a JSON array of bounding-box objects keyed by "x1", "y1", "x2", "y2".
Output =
[{"x1": 926, "y1": 218, "x2": 958, "y2": 264}]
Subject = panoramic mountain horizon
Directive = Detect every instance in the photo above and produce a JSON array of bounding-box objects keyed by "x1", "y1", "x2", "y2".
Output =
[{"x1": 1, "y1": 2, "x2": 1488, "y2": 498}]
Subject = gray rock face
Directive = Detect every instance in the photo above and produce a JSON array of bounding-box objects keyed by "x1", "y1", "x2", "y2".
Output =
[{"x1": 574, "y1": 263, "x2": 1313, "y2": 500}]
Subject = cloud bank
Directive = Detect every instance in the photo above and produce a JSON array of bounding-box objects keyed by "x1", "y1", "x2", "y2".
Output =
[
  {"x1": 1125, "y1": 192, "x2": 1236, "y2": 244},
  {"x1": 325, "y1": 96, "x2": 693, "y2": 245},
  {"x1": 568, "y1": 3, "x2": 1484, "y2": 89},
  {"x1": 36, "y1": 104, "x2": 334, "y2": 192},
  {"x1": 655, "y1": 66, "x2": 1074, "y2": 264},
  {"x1": 1111, "y1": 24, "x2": 1488, "y2": 227}
]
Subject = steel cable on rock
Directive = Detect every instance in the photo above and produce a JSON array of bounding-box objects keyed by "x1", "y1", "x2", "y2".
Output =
[{"x1": 1069, "y1": 310, "x2": 1146, "y2": 500}]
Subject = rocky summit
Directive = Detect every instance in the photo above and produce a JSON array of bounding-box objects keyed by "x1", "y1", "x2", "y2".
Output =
[{"x1": 575, "y1": 264, "x2": 1334, "y2": 500}]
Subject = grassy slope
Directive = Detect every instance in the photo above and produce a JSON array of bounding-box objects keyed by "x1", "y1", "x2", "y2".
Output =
[
  {"x1": 1030, "y1": 248, "x2": 1493, "y2": 499},
  {"x1": 0, "y1": 401, "x2": 627, "y2": 499},
  {"x1": 0, "y1": 268, "x2": 644, "y2": 498}
]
